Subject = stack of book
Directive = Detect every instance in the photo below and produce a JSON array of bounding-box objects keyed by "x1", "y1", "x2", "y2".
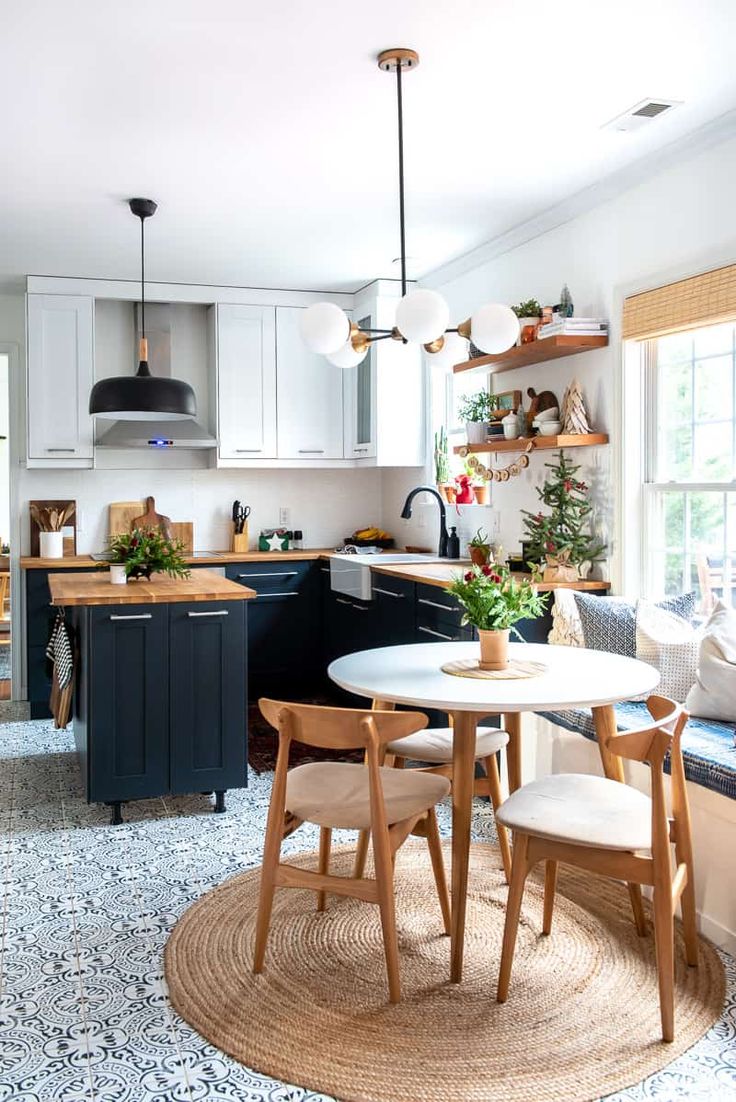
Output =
[{"x1": 538, "y1": 317, "x2": 608, "y2": 339}]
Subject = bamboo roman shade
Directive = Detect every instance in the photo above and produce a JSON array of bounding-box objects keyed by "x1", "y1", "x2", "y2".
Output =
[{"x1": 622, "y1": 263, "x2": 736, "y2": 340}]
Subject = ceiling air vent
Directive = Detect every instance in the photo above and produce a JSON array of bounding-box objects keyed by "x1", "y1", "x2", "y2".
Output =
[{"x1": 603, "y1": 98, "x2": 682, "y2": 133}]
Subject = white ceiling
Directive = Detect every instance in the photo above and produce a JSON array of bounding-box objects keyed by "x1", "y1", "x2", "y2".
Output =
[{"x1": 2, "y1": 0, "x2": 736, "y2": 292}]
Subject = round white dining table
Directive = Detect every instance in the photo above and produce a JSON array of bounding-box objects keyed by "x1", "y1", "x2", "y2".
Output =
[{"x1": 329, "y1": 640, "x2": 659, "y2": 983}]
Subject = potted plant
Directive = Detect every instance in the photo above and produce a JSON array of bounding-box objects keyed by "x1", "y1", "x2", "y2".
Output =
[
  {"x1": 108, "y1": 527, "x2": 191, "y2": 582},
  {"x1": 459, "y1": 391, "x2": 498, "y2": 445},
  {"x1": 447, "y1": 564, "x2": 548, "y2": 670},
  {"x1": 468, "y1": 527, "x2": 492, "y2": 566},
  {"x1": 511, "y1": 298, "x2": 542, "y2": 344},
  {"x1": 521, "y1": 450, "x2": 606, "y2": 581},
  {"x1": 434, "y1": 427, "x2": 451, "y2": 501}
]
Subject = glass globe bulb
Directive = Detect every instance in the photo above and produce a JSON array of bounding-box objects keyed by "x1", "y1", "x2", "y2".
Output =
[
  {"x1": 424, "y1": 331, "x2": 469, "y2": 370},
  {"x1": 299, "y1": 302, "x2": 350, "y2": 355},
  {"x1": 470, "y1": 303, "x2": 520, "y2": 355},
  {"x1": 395, "y1": 289, "x2": 450, "y2": 344},
  {"x1": 326, "y1": 338, "x2": 369, "y2": 369}
]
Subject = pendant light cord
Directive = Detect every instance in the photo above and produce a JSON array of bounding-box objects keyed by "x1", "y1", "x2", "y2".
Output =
[
  {"x1": 140, "y1": 214, "x2": 146, "y2": 342},
  {"x1": 396, "y1": 62, "x2": 407, "y2": 299}
]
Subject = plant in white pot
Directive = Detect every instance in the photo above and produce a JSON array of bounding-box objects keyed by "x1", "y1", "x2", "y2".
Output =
[
  {"x1": 458, "y1": 391, "x2": 498, "y2": 445},
  {"x1": 447, "y1": 564, "x2": 548, "y2": 670}
]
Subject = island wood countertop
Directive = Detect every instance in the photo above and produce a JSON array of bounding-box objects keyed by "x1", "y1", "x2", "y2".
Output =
[
  {"x1": 48, "y1": 569, "x2": 256, "y2": 606},
  {"x1": 370, "y1": 561, "x2": 610, "y2": 592}
]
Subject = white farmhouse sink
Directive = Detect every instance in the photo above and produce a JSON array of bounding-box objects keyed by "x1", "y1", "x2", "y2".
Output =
[{"x1": 329, "y1": 552, "x2": 446, "y2": 600}]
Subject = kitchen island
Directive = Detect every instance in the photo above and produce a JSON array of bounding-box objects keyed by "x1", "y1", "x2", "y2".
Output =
[{"x1": 49, "y1": 570, "x2": 256, "y2": 824}]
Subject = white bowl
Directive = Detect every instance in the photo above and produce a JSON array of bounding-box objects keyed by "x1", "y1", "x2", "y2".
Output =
[
  {"x1": 534, "y1": 406, "x2": 560, "y2": 422},
  {"x1": 537, "y1": 421, "x2": 562, "y2": 436}
]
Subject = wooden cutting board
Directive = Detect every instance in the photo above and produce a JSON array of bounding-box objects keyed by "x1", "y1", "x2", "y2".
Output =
[{"x1": 108, "y1": 501, "x2": 194, "y2": 554}]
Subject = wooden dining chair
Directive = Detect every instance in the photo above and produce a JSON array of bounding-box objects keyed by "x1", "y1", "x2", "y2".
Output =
[
  {"x1": 254, "y1": 699, "x2": 452, "y2": 1003},
  {"x1": 353, "y1": 713, "x2": 512, "y2": 882},
  {"x1": 494, "y1": 695, "x2": 697, "y2": 1042}
]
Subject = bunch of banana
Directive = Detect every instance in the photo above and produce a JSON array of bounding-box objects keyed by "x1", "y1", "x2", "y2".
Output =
[{"x1": 353, "y1": 526, "x2": 393, "y2": 541}]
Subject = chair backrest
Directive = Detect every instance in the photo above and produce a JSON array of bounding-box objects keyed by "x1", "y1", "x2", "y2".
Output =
[
  {"x1": 0, "y1": 572, "x2": 9, "y2": 607},
  {"x1": 606, "y1": 695, "x2": 688, "y2": 860},
  {"x1": 259, "y1": 698, "x2": 428, "y2": 751}
]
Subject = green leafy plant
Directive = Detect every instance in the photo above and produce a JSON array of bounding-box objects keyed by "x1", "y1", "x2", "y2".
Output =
[
  {"x1": 468, "y1": 527, "x2": 490, "y2": 549},
  {"x1": 108, "y1": 528, "x2": 191, "y2": 581},
  {"x1": 447, "y1": 564, "x2": 548, "y2": 636},
  {"x1": 511, "y1": 298, "x2": 542, "y2": 319},
  {"x1": 458, "y1": 391, "x2": 498, "y2": 423},
  {"x1": 521, "y1": 450, "x2": 606, "y2": 567},
  {"x1": 434, "y1": 427, "x2": 450, "y2": 485}
]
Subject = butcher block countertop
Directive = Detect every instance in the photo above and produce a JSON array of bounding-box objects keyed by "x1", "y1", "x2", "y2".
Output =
[
  {"x1": 48, "y1": 569, "x2": 256, "y2": 606},
  {"x1": 370, "y1": 561, "x2": 610, "y2": 592}
]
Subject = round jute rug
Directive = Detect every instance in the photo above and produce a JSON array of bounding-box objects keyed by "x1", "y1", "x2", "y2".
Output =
[{"x1": 165, "y1": 843, "x2": 725, "y2": 1102}]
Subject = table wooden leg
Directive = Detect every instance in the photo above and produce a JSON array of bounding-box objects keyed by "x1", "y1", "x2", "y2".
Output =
[
  {"x1": 450, "y1": 710, "x2": 477, "y2": 984},
  {"x1": 592, "y1": 704, "x2": 648, "y2": 936},
  {"x1": 503, "y1": 712, "x2": 522, "y2": 793}
]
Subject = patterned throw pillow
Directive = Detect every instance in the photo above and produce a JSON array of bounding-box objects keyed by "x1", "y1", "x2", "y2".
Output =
[
  {"x1": 635, "y1": 600, "x2": 700, "y2": 702},
  {"x1": 573, "y1": 592, "x2": 696, "y2": 657}
]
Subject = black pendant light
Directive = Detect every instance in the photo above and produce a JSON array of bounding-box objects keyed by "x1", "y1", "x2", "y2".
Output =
[{"x1": 89, "y1": 198, "x2": 197, "y2": 420}]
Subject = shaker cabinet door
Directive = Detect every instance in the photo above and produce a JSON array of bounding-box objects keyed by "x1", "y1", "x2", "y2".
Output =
[
  {"x1": 342, "y1": 311, "x2": 376, "y2": 458},
  {"x1": 27, "y1": 294, "x2": 94, "y2": 464},
  {"x1": 217, "y1": 304, "x2": 277, "y2": 459},
  {"x1": 276, "y1": 306, "x2": 344, "y2": 459},
  {"x1": 168, "y1": 601, "x2": 247, "y2": 795},
  {"x1": 88, "y1": 605, "x2": 169, "y2": 802}
]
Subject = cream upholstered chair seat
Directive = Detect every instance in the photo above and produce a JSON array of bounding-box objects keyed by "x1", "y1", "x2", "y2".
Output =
[
  {"x1": 387, "y1": 725, "x2": 508, "y2": 764},
  {"x1": 497, "y1": 773, "x2": 653, "y2": 852},
  {"x1": 286, "y1": 761, "x2": 450, "y2": 830}
]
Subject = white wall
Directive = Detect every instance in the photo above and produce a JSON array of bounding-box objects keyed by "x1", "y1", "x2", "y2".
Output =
[{"x1": 383, "y1": 131, "x2": 736, "y2": 589}]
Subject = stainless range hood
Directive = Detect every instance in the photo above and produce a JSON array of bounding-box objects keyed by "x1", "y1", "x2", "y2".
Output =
[{"x1": 95, "y1": 418, "x2": 217, "y2": 449}]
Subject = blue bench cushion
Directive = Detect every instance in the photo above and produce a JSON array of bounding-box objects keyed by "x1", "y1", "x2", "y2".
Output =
[{"x1": 537, "y1": 701, "x2": 736, "y2": 801}]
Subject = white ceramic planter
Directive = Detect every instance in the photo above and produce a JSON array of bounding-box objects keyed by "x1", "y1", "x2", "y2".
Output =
[
  {"x1": 39, "y1": 531, "x2": 63, "y2": 559},
  {"x1": 109, "y1": 564, "x2": 127, "y2": 585},
  {"x1": 466, "y1": 421, "x2": 490, "y2": 445}
]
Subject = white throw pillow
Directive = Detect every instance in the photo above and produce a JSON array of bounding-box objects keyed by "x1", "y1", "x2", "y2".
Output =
[
  {"x1": 635, "y1": 599, "x2": 700, "y2": 703},
  {"x1": 686, "y1": 600, "x2": 736, "y2": 721},
  {"x1": 548, "y1": 589, "x2": 584, "y2": 647}
]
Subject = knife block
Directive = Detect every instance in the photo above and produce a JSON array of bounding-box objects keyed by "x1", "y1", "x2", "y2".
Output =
[{"x1": 232, "y1": 524, "x2": 249, "y2": 553}]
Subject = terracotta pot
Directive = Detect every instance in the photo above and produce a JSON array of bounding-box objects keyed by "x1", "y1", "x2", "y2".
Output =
[
  {"x1": 436, "y1": 483, "x2": 449, "y2": 503},
  {"x1": 518, "y1": 319, "x2": 539, "y2": 344},
  {"x1": 478, "y1": 628, "x2": 509, "y2": 671},
  {"x1": 473, "y1": 483, "x2": 490, "y2": 505},
  {"x1": 469, "y1": 545, "x2": 490, "y2": 566},
  {"x1": 445, "y1": 485, "x2": 457, "y2": 504}
]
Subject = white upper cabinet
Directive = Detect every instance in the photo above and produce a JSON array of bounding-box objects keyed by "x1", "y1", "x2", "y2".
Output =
[
  {"x1": 27, "y1": 294, "x2": 94, "y2": 466},
  {"x1": 276, "y1": 307, "x2": 344, "y2": 459},
  {"x1": 216, "y1": 304, "x2": 276, "y2": 459}
]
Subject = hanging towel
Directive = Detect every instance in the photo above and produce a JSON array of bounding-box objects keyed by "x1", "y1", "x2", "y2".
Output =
[{"x1": 47, "y1": 611, "x2": 75, "y2": 728}]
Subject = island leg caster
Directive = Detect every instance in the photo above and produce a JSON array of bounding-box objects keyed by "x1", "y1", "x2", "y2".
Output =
[
  {"x1": 106, "y1": 801, "x2": 124, "y2": 826},
  {"x1": 214, "y1": 790, "x2": 226, "y2": 814}
]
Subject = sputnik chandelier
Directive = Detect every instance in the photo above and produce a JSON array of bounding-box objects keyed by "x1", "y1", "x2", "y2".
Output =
[{"x1": 300, "y1": 48, "x2": 520, "y2": 368}]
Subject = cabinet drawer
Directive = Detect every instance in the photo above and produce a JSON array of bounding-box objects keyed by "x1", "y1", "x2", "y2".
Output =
[
  {"x1": 416, "y1": 622, "x2": 473, "y2": 643},
  {"x1": 371, "y1": 574, "x2": 414, "y2": 602},
  {"x1": 226, "y1": 561, "x2": 313, "y2": 595},
  {"x1": 415, "y1": 583, "x2": 464, "y2": 631}
]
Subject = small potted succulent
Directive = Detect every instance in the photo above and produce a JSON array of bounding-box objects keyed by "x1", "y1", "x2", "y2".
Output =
[
  {"x1": 468, "y1": 527, "x2": 492, "y2": 566},
  {"x1": 108, "y1": 527, "x2": 191, "y2": 582},
  {"x1": 447, "y1": 564, "x2": 548, "y2": 670},
  {"x1": 459, "y1": 391, "x2": 498, "y2": 445},
  {"x1": 511, "y1": 298, "x2": 542, "y2": 344},
  {"x1": 434, "y1": 427, "x2": 451, "y2": 501}
]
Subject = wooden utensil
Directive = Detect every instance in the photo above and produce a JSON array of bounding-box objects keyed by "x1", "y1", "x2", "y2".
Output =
[
  {"x1": 130, "y1": 496, "x2": 173, "y2": 541},
  {"x1": 30, "y1": 500, "x2": 77, "y2": 557}
]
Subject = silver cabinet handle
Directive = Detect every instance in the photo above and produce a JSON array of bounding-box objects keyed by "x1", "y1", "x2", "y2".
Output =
[
  {"x1": 372, "y1": 586, "x2": 405, "y2": 599},
  {"x1": 418, "y1": 597, "x2": 456, "y2": 613},
  {"x1": 336, "y1": 597, "x2": 353, "y2": 605},
  {"x1": 109, "y1": 613, "x2": 152, "y2": 621},
  {"x1": 336, "y1": 597, "x2": 369, "y2": 611},
  {"x1": 46, "y1": 447, "x2": 76, "y2": 453},
  {"x1": 417, "y1": 625, "x2": 455, "y2": 640},
  {"x1": 237, "y1": 571, "x2": 298, "y2": 579},
  {"x1": 187, "y1": 609, "x2": 229, "y2": 617},
  {"x1": 235, "y1": 448, "x2": 261, "y2": 453},
  {"x1": 298, "y1": 449, "x2": 325, "y2": 454},
  {"x1": 320, "y1": 566, "x2": 330, "y2": 573},
  {"x1": 254, "y1": 591, "x2": 298, "y2": 598},
  {"x1": 354, "y1": 447, "x2": 369, "y2": 453}
]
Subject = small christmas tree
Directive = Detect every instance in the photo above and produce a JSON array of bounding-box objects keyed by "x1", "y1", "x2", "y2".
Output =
[{"x1": 522, "y1": 451, "x2": 605, "y2": 575}]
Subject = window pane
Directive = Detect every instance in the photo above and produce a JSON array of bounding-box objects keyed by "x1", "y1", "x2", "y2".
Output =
[
  {"x1": 657, "y1": 331, "x2": 693, "y2": 366},
  {"x1": 689, "y1": 491, "x2": 725, "y2": 552},
  {"x1": 659, "y1": 423, "x2": 692, "y2": 481},
  {"x1": 693, "y1": 421, "x2": 733, "y2": 481},
  {"x1": 693, "y1": 322, "x2": 734, "y2": 359},
  {"x1": 694, "y1": 354, "x2": 733, "y2": 422}
]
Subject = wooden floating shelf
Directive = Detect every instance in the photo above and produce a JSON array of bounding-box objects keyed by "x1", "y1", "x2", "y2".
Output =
[
  {"x1": 454, "y1": 433, "x2": 609, "y2": 455},
  {"x1": 453, "y1": 334, "x2": 608, "y2": 375}
]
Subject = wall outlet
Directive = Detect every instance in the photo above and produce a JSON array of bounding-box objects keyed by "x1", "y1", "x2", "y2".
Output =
[{"x1": 279, "y1": 506, "x2": 290, "y2": 528}]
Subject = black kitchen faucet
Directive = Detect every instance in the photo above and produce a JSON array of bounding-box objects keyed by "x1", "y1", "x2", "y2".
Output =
[{"x1": 400, "y1": 485, "x2": 450, "y2": 558}]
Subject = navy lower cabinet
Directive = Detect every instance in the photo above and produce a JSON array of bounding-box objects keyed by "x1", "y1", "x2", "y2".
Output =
[
  {"x1": 226, "y1": 561, "x2": 319, "y2": 696},
  {"x1": 371, "y1": 574, "x2": 416, "y2": 645},
  {"x1": 26, "y1": 567, "x2": 97, "y2": 718},
  {"x1": 72, "y1": 599, "x2": 247, "y2": 824}
]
